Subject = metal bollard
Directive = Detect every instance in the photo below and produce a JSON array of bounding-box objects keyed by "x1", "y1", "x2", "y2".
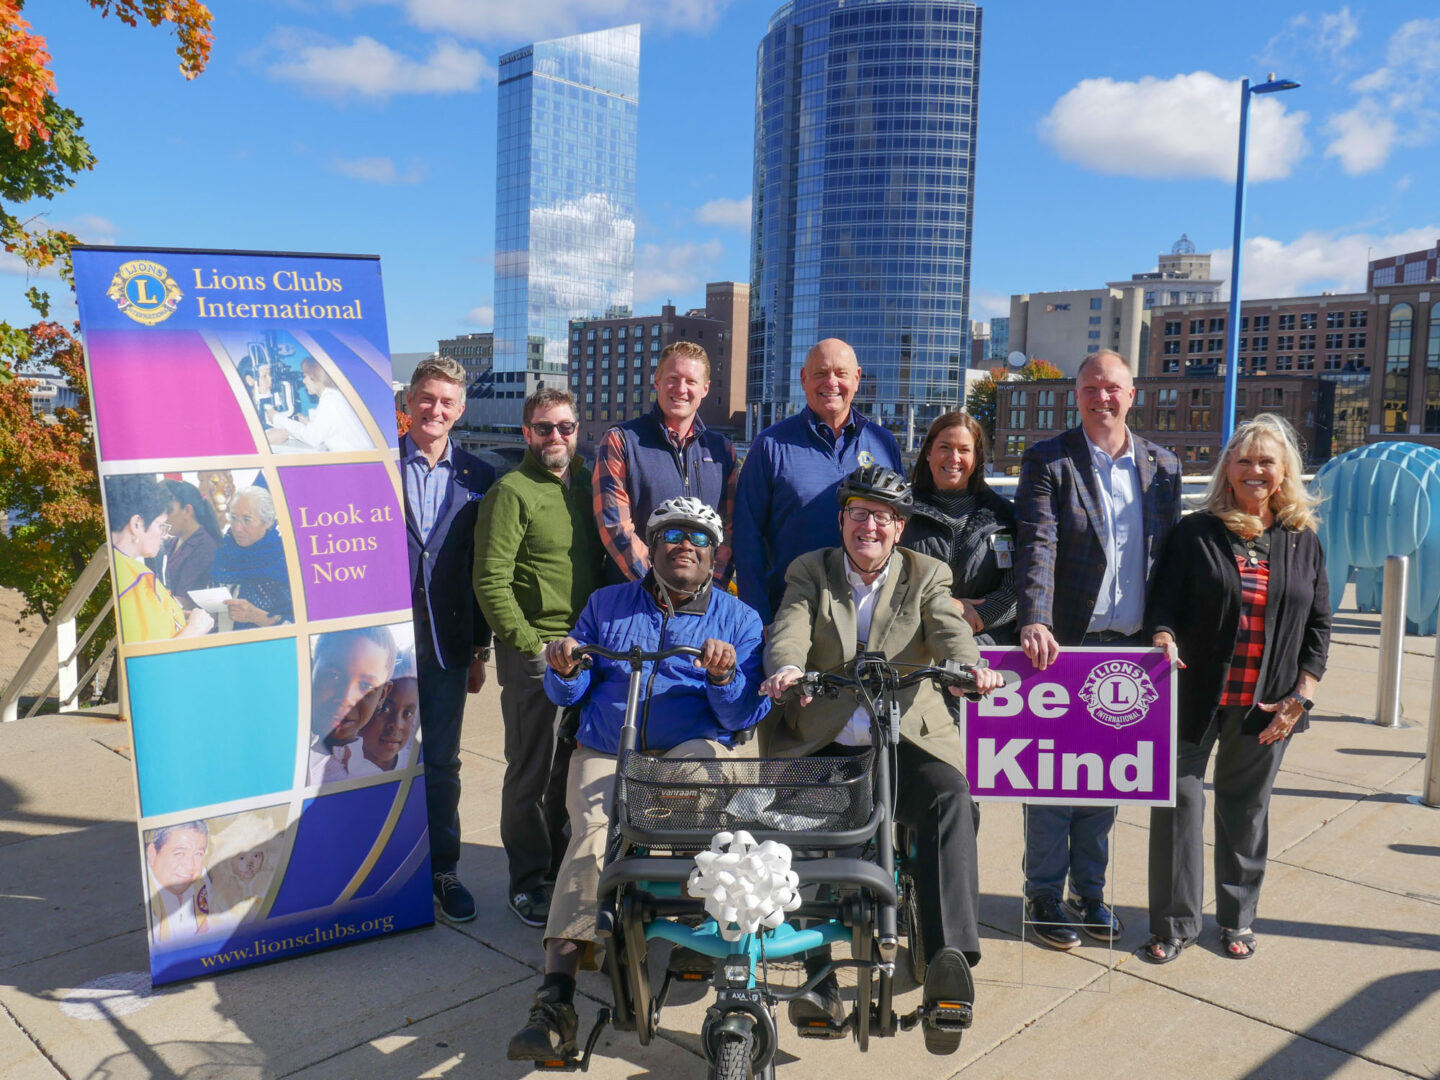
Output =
[
  {"x1": 1422, "y1": 642, "x2": 1440, "y2": 808},
  {"x1": 1374, "y1": 555, "x2": 1408, "y2": 728}
]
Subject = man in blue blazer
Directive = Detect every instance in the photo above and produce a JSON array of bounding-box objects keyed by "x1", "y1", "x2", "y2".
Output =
[
  {"x1": 1014, "y1": 349, "x2": 1182, "y2": 948},
  {"x1": 401, "y1": 357, "x2": 497, "y2": 923}
]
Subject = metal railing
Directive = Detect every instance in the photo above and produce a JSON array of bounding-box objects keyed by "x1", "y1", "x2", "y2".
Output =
[{"x1": 1, "y1": 546, "x2": 115, "y2": 723}]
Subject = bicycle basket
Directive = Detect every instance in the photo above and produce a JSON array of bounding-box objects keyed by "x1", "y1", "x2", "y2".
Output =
[{"x1": 616, "y1": 750, "x2": 875, "y2": 833}]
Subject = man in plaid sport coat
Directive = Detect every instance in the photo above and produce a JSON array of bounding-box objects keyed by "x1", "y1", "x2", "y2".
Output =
[{"x1": 1013, "y1": 349, "x2": 1182, "y2": 949}]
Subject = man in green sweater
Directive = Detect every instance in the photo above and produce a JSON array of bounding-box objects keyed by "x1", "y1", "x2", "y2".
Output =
[{"x1": 474, "y1": 388, "x2": 605, "y2": 927}]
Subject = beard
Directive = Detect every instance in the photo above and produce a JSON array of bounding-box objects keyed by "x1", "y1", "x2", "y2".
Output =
[{"x1": 536, "y1": 442, "x2": 574, "y2": 470}]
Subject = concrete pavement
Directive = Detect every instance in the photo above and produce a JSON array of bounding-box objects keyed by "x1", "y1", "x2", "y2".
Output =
[{"x1": 2, "y1": 611, "x2": 1438, "y2": 1079}]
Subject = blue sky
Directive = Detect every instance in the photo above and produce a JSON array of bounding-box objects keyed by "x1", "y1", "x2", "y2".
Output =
[{"x1": 14, "y1": 2, "x2": 1440, "y2": 353}]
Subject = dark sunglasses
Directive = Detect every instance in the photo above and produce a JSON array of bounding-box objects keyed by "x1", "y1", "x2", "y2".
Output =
[
  {"x1": 659, "y1": 528, "x2": 713, "y2": 548},
  {"x1": 528, "y1": 420, "x2": 578, "y2": 437}
]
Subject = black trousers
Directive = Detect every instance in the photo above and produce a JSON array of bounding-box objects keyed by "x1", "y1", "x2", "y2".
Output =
[
  {"x1": 495, "y1": 641, "x2": 574, "y2": 895},
  {"x1": 1148, "y1": 705, "x2": 1289, "y2": 940},
  {"x1": 415, "y1": 635, "x2": 468, "y2": 875}
]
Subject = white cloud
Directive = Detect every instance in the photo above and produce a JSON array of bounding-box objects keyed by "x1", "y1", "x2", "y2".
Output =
[
  {"x1": 969, "y1": 289, "x2": 1010, "y2": 320},
  {"x1": 695, "y1": 196, "x2": 751, "y2": 230},
  {"x1": 634, "y1": 239, "x2": 723, "y2": 305},
  {"x1": 1038, "y1": 72, "x2": 1309, "y2": 182},
  {"x1": 1324, "y1": 17, "x2": 1440, "y2": 173},
  {"x1": 1211, "y1": 225, "x2": 1440, "y2": 299},
  {"x1": 465, "y1": 304, "x2": 494, "y2": 328},
  {"x1": 1324, "y1": 102, "x2": 1397, "y2": 174},
  {"x1": 267, "y1": 32, "x2": 493, "y2": 99},
  {"x1": 331, "y1": 155, "x2": 425, "y2": 183},
  {"x1": 378, "y1": 0, "x2": 729, "y2": 41},
  {"x1": 1263, "y1": 7, "x2": 1359, "y2": 70}
]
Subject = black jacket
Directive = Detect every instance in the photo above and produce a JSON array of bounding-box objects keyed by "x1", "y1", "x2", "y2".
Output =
[
  {"x1": 901, "y1": 484, "x2": 1018, "y2": 643},
  {"x1": 1146, "y1": 511, "x2": 1331, "y2": 742}
]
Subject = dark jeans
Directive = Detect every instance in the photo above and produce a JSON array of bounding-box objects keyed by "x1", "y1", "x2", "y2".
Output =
[
  {"x1": 415, "y1": 635, "x2": 468, "y2": 875},
  {"x1": 495, "y1": 641, "x2": 575, "y2": 895},
  {"x1": 1148, "y1": 705, "x2": 1289, "y2": 940},
  {"x1": 1022, "y1": 628, "x2": 1140, "y2": 901}
]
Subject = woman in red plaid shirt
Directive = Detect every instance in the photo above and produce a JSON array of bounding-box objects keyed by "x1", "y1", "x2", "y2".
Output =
[{"x1": 1141, "y1": 414, "x2": 1330, "y2": 965}]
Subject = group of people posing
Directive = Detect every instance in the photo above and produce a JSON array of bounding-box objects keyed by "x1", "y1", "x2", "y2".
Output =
[{"x1": 386, "y1": 338, "x2": 1329, "y2": 1062}]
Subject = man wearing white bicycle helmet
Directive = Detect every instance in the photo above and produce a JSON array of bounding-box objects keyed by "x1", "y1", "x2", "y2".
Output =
[
  {"x1": 760, "y1": 465, "x2": 1003, "y2": 1056},
  {"x1": 507, "y1": 497, "x2": 769, "y2": 1062}
]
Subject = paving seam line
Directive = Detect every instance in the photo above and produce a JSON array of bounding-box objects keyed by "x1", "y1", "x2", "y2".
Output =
[
  {"x1": 0, "y1": 997, "x2": 70, "y2": 1079},
  {"x1": 1124, "y1": 967, "x2": 1433, "y2": 1078},
  {"x1": 271, "y1": 968, "x2": 539, "y2": 1079},
  {"x1": 88, "y1": 737, "x2": 131, "y2": 760},
  {"x1": 945, "y1": 962, "x2": 1111, "y2": 1076},
  {"x1": 1267, "y1": 854, "x2": 1440, "y2": 907}
]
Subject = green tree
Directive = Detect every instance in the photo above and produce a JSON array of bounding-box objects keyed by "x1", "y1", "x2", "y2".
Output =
[
  {"x1": 0, "y1": 1, "x2": 212, "y2": 622},
  {"x1": 965, "y1": 358, "x2": 1065, "y2": 446}
]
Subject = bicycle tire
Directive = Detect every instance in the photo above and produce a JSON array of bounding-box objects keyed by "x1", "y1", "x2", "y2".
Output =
[
  {"x1": 900, "y1": 867, "x2": 927, "y2": 984},
  {"x1": 709, "y1": 1028, "x2": 754, "y2": 1080}
]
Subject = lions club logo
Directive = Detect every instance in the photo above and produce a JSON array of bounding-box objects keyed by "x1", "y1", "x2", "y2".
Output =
[
  {"x1": 856, "y1": 450, "x2": 876, "y2": 467},
  {"x1": 1078, "y1": 659, "x2": 1158, "y2": 730},
  {"x1": 106, "y1": 260, "x2": 182, "y2": 326}
]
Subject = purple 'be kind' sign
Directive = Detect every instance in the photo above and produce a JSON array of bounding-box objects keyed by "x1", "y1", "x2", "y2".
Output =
[{"x1": 963, "y1": 648, "x2": 1176, "y2": 807}]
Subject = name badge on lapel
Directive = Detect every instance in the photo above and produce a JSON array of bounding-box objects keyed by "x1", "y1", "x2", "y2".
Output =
[{"x1": 991, "y1": 533, "x2": 1014, "y2": 568}]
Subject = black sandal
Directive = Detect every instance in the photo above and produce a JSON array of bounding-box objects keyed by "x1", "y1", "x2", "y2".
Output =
[
  {"x1": 1140, "y1": 935, "x2": 1187, "y2": 965},
  {"x1": 1220, "y1": 927, "x2": 1256, "y2": 960}
]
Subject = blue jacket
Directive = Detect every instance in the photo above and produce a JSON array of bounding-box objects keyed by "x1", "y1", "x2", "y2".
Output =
[
  {"x1": 401, "y1": 435, "x2": 496, "y2": 669},
  {"x1": 544, "y1": 576, "x2": 769, "y2": 754},
  {"x1": 733, "y1": 406, "x2": 902, "y2": 623}
]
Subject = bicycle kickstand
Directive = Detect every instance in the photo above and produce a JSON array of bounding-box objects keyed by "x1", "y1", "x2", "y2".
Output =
[{"x1": 533, "y1": 1007, "x2": 613, "y2": 1072}]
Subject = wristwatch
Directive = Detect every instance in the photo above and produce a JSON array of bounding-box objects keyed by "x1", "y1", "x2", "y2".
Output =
[
  {"x1": 473, "y1": 646, "x2": 492, "y2": 662},
  {"x1": 1294, "y1": 696, "x2": 1314, "y2": 711}
]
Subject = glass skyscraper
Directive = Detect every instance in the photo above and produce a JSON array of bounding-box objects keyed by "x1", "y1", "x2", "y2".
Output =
[
  {"x1": 748, "y1": 0, "x2": 982, "y2": 441},
  {"x1": 484, "y1": 25, "x2": 640, "y2": 429}
]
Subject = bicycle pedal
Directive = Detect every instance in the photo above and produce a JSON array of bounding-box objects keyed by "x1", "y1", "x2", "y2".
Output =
[
  {"x1": 532, "y1": 1057, "x2": 580, "y2": 1071},
  {"x1": 924, "y1": 999, "x2": 973, "y2": 1031},
  {"x1": 793, "y1": 1018, "x2": 847, "y2": 1040}
]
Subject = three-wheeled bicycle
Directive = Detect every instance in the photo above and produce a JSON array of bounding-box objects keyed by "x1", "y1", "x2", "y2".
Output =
[{"x1": 542, "y1": 641, "x2": 1002, "y2": 1079}]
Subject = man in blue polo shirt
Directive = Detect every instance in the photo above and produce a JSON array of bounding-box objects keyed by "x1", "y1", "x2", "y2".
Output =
[{"x1": 733, "y1": 337, "x2": 902, "y2": 623}]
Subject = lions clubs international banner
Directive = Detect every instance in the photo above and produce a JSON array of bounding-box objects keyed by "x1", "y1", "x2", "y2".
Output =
[
  {"x1": 73, "y1": 246, "x2": 433, "y2": 984},
  {"x1": 965, "y1": 648, "x2": 1177, "y2": 806}
]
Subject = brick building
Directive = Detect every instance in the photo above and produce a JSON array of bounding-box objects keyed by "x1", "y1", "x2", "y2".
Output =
[
  {"x1": 991, "y1": 375, "x2": 1334, "y2": 476},
  {"x1": 568, "y1": 281, "x2": 748, "y2": 452},
  {"x1": 1367, "y1": 240, "x2": 1440, "y2": 448}
]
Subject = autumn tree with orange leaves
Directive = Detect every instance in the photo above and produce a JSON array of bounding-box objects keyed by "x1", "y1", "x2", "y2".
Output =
[
  {"x1": 964, "y1": 358, "x2": 1066, "y2": 447},
  {"x1": 0, "y1": 1, "x2": 212, "y2": 623}
]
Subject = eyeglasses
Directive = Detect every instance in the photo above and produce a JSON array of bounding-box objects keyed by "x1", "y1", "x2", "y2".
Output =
[
  {"x1": 658, "y1": 528, "x2": 713, "y2": 548},
  {"x1": 528, "y1": 420, "x2": 578, "y2": 437},
  {"x1": 843, "y1": 507, "x2": 899, "y2": 526}
]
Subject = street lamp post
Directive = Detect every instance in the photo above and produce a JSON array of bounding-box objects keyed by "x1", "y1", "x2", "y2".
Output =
[{"x1": 1222, "y1": 73, "x2": 1300, "y2": 446}]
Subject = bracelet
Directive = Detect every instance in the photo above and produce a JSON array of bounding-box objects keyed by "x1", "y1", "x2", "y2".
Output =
[{"x1": 473, "y1": 647, "x2": 491, "y2": 662}]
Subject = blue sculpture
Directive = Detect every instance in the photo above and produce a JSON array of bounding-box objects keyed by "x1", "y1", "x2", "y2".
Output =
[{"x1": 1311, "y1": 443, "x2": 1440, "y2": 636}]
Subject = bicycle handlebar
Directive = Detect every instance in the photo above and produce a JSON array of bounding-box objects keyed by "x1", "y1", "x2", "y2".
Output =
[
  {"x1": 798, "y1": 659, "x2": 1018, "y2": 700},
  {"x1": 572, "y1": 642, "x2": 705, "y2": 670}
]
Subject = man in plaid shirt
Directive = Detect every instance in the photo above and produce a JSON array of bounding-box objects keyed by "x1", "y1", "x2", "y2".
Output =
[{"x1": 591, "y1": 341, "x2": 737, "y2": 584}]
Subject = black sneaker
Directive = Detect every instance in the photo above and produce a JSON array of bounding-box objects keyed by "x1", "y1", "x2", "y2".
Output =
[
  {"x1": 1025, "y1": 895, "x2": 1080, "y2": 949},
  {"x1": 507, "y1": 985, "x2": 578, "y2": 1061},
  {"x1": 432, "y1": 871, "x2": 476, "y2": 923},
  {"x1": 788, "y1": 972, "x2": 847, "y2": 1038},
  {"x1": 920, "y1": 946, "x2": 974, "y2": 1055},
  {"x1": 1065, "y1": 894, "x2": 1124, "y2": 942},
  {"x1": 508, "y1": 885, "x2": 551, "y2": 928}
]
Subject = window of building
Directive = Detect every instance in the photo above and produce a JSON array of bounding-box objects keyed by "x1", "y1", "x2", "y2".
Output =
[
  {"x1": 1208, "y1": 338, "x2": 1224, "y2": 353},
  {"x1": 1297, "y1": 354, "x2": 1315, "y2": 370},
  {"x1": 1005, "y1": 435, "x2": 1027, "y2": 458},
  {"x1": 1385, "y1": 303, "x2": 1414, "y2": 433},
  {"x1": 1088, "y1": 330, "x2": 1100, "y2": 340},
  {"x1": 1163, "y1": 340, "x2": 1180, "y2": 355},
  {"x1": 1253, "y1": 315, "x2": 1270, "y2": 331},
  {"x1": 1164, "y1": 320, "x2": 1181, "y2": 336},
  {"x1": 586, "y1": 329, "x2": 596, "y2": 340},
  {"x1": 1427, "y1": 302, "x2": 1440, "y2": 433},
  {"x1": 1189, "y1": 319, "x2": 1205, "y2": 335},
  {"x1": 1300, "y1": 313, "x2": 1317, "y2": 330},
  {"x1": 1090, "y1": 297, "x2": 1103, "y2": 310},
  {"x1": 1036, "y1": 409, "x2": 1055, "y2": 428},
  {"x1": 1240, "y1": 316, "x2": 1250, "y2": 331},
  {"x1": 1278, "y1": 314, "x2": 1295, "y2": 331},
  {"x1": 1155, "y1": 410, "x2": 1176, "y2": 431},
  {"x1": 1089, "y1": 315, "x2": 1102, "y2": 326},
  {"x1": 1188, "y1": 340, "x2": 1204, "y2": 354},
  {"x1": 1326, "y1": 311, "x2": 1344, "y2": 329},
  {"x1": 1252, "y1": 355, "x2": 1268, "y2": 371},
  {"x1": 1275, "y1": 355, "x2": 1293, "y2": 371},
  {"x1": 1252, "y1": 336, "x2": 1269, "y2": 351},
  {"x1": 1008, "y1": 408, "x2": 1026, "y2": 428},
  {"x1": 1348, "y1": 332, "x2": 1366, "y2": 349},
  {"x1": 1087, "y1": 344, "x2": 1100, "y2": 353},
  {"x1": 1263, "y1": 387, "x2": 1284, "y2": 407},
  {"x1": 1162, "y1": 357, "x2": 1179, "y2": 373},
  {"x1": 601, "y1": 328, "x2": 611, "y2": 340},
  {"x1": 1134, "y1": 388, "x2": 1146, "y2": 408},
  {"x1": 1190, "y1": 408, "x2": 1212, "y2": 430},
  {"x1": 1190, "y1": 387, "x2": 1211, "y2": 405},
  {"x1": 1402, "y1": 262, "x2": 1425, "y2": 284},
  {"x1": 1351, "y1": 310, "x2": 1369, "y2": 328},
  {"x1": 1325, "y1": 352, "x2": 1342, "y2": 370},
  {"x1": 1037, "y1": 390, "x2": 1056, "y2": 407},
  {"x1": 1209, "y1": 317, "x2": 1225, "y2": 333},
  {"x1": 1299, "y1": 334, "x2": 1315, "y2": 350},
  {"x1": 651, "y1": 324, "x2": 662, "y2": 337},
  {"x1": 1011, "y1": 391, "x2": 1027, "y2": 406},
  {"x1": 1275, "y1": 335, "x2": 1293, "y2": 351},
  {"x1": 1325, "y1": 332, "x2": 1344, "y2": 350},
  {"x1": 1373, "y1": 266, "x2": 1396, "y2": 287}
]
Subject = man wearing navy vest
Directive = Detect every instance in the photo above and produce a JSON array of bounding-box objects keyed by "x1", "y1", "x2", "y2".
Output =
[
  {"x1": 734, "y1": 337, "x2": 903, "y2": 624},
  {"x1": 401, "y1": 356, "x2": 496, "y2": 923},
  {"x1": 592, "y1": 340, "x2": 738, "y2": 584}
]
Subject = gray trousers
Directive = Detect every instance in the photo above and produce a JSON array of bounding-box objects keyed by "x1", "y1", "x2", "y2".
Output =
[
  {"x1": 1148, "y1": 706, "x2": 1288, "y2": 940},
  {"x1": 495, "y1": 641, "x2": 574, "y2": 895}
]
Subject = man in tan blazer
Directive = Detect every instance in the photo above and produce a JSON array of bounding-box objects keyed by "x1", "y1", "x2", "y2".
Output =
[{"x1": 760, "y1": 466, "x2": 1001, "y2": 1057}]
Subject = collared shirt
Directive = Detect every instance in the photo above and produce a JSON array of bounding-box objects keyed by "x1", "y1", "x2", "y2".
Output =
[
  {"x1": 401, "y1": 433, "x2": 454, "y2": 544},
  {"x1": 150, "y1": 877, "x2": 202, "y2": 942},
  {"x1": 1084, "y1": 429, "x2": 1146, "y2": 634},
  {"x1": 836, "y1": 555, "x2": 893, "y2": 746}
]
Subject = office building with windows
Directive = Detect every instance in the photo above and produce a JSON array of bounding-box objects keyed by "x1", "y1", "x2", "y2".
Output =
[
  {"x1": 987, "y1": 315, "x2": 1009, "y2": 363},
  {"x1": 1109, "y1": 235, "x2": 1224, "y2": 310},
  {"x1": 1368, "y1": 240, "x2": 1440, "y2": 447},
  {"x1": 748, "y1": 0, "x2": 983, "y2": 444},
  {"x1": 481, "y1": 24, "x2": 640, "y2": 430},
  {"x1": 1008, "y1": 285, "x2": 1148, "y2": 377}
]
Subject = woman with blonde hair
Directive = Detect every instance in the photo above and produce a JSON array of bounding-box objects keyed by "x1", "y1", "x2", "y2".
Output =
[{"x1": 1141, "y1": 413, "x2": 1330, "y2": 964}]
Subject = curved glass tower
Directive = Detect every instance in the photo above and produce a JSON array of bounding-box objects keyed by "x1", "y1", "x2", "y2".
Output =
[{"x1": 748, "y1": 0, "x2": 982, "y2": 441}]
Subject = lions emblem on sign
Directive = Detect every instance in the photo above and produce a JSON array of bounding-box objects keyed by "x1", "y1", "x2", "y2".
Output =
[
  {"x1": 106, "y1": 260, "x2": 183, "y2": 326},
  {"x1": 1078, "y1": 659, "x2": 1157, "y2": 730}
]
